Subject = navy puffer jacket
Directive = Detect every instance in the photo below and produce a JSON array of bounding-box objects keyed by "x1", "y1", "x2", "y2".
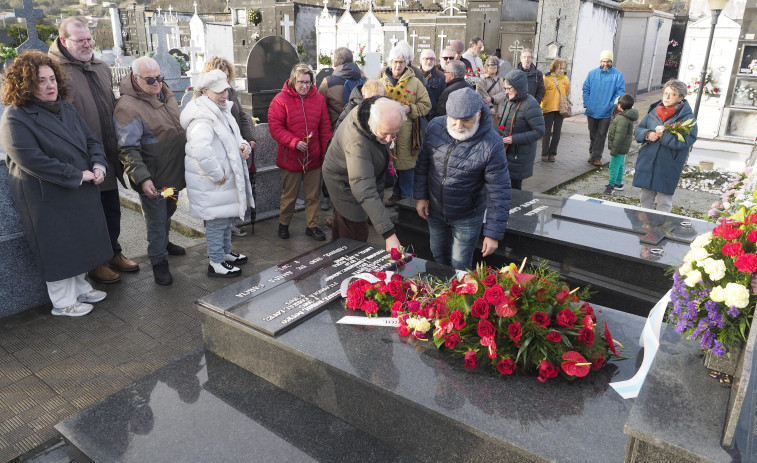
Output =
[
  {"x1": 414, "y1": 103, "x2": 512, "y2": 240},
  {"x1": 499, "y1": 70, "x2": 545, "y2": 181}
]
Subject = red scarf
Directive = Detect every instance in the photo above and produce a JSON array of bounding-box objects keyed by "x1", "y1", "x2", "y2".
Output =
[{"x1": 656, "y1": 105, "x2": 676, "y2": 123}]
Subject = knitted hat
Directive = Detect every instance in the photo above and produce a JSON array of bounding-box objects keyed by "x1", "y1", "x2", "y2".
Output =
[
  {"x1": 447, "y1": 87, "x2": 483, "y2": 120},
  {"x1": 450, "y1": 40, "x2": 465, "y2": 53},
  {"x1": 600, "y1": 50, "x2": 614, "y2": 62},
  {"x1": 197, "y1": 69, "x2": 231, "y2": 93}
]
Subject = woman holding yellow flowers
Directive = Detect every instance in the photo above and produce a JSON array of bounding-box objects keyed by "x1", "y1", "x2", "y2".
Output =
[{"x1": 632, "y1": 79, "x2": 697, "y2": 212}]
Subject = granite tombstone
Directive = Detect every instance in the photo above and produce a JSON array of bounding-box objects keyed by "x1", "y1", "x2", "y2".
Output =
[{"x1": 246, "y1": 36, "x2": 300, "y2": 123}]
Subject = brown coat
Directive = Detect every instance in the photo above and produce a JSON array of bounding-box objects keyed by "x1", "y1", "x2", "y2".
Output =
[{"x1": 48, "y1": 38, "x2": 124, "y2": 190}]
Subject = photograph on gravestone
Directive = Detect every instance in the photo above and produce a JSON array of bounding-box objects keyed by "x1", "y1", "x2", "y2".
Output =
[{"x1": 246, "y1": 36, "x2": 300, "y2": 123}]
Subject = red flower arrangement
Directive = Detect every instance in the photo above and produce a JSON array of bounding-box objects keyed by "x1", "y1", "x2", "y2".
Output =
[{"x1": 344, "y1": 260, "x2": 622, "y2": 381}]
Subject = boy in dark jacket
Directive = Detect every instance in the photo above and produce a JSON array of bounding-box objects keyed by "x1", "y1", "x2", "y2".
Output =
[{"x1": 605, "y1": 94, "x2": 638, "y2": 195}]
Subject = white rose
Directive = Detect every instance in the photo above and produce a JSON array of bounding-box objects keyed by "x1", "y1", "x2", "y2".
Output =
[
  {"x1": 684, "y1": 270, "x2": 702, "y2": 287},
  {"x1": 691, "y1": 232, "x2": 713, "y2": 249},
  {"x1": 701, "y1": 258, "x2": 726, "y2": 281},
  {"x1": 724, "y1": 283, "x2": 750, "y2": 309},
  {"x1": 710, "y1": 286, "x2": 727, "y2": 302}
]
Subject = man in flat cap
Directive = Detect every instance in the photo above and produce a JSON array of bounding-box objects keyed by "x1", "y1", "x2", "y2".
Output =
[{"x1": 414, "y1": 88, "x2": 511, "y2": 270}]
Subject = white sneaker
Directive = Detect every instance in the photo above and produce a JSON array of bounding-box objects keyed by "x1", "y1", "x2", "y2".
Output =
[
  {"x1": 52, "y1": 301, "x2": 93, "y2": 317},
  {"x1": 224, "y1": 252, "x2": 248, "y2": 265},
  {"x1": 208, "y1": 261, "x2": 241, "y2": 278},
  {"x1": 77, "y1": 289, "x2": 107, "y2": 303}
]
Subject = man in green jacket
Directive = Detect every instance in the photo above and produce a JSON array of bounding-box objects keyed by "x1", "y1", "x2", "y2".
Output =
[{"x1": 114, "y1": 57, "x2": 187, "y2": 285}]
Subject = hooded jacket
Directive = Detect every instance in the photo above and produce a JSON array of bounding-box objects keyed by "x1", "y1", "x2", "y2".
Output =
[
  {"x1": 181, "y1": 95, "x2": 253, "y2": 220},
  {"x1": 322, "y1": 97, "x2": 396, "y2": 238},
  {"x1": 433, "y1": 77, "x2": 469, "y2": 118},
  {"x1": 607, "y1": 108, "x2": 639, "y2": 156},
  {"x1": 114, "y1": 73, "x2": 186, "y2": 191},
  {"x1": 499, "y1": 70, "x2": 545, "y2": 181},
  {"x1": 516, "y1": 62, "x2": 545, "y2": 103},
  {"x1": 422, "y1": 67, "x2": 447, "y2": 120},
  {"x1": 48, "y1": 38, "x2": 124, "y2": 190},
  {"x1": 414, "y1": 101, "x2": 511, "y2": 240},
  {"x1": 582, "y1": 65, "x2": 625, "y2": 119},
  {"x1": 268, "y1": 81, "x2": 332, "y2": 173},
  {"x1": 334, "y1": 84, "x2": 365, "y2": 133},
  {"x1": 318, "y1": 62, "x2": 364, "y2": 127},
  {"x1": 632, "y1": 100, "x2": 697, "y2": 195}
]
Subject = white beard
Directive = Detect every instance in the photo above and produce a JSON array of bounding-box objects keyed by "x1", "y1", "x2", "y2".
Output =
[{"x1": 447, "y1": 118, "x2": 480, "y2": 141}]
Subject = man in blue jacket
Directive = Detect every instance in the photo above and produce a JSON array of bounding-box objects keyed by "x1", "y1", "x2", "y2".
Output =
[
  {"x1": 582, "y1": 50, "x2": 625, "y2": 166},
  {"x1": 414, "y1": 88, "x2": 511, "y2": 271}
]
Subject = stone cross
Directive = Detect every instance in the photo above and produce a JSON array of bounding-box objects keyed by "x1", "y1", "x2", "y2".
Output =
[
  {"x1": 364, "y1": 14, "x2": 375, "y2": 51},
  {"x1": 409, "y1": 30, "x2": 417, "y2": 51},
  {"x1": 14, "y1": 0, "x2": 47, "y2": 52},
  {"x1": 343, "y1": 0, "x2": 351, "y2": 11},
  {"x1": 323, "y1": 0, "x2": 329, "y2": 7},
  {"x1": 508, "y1": 39, "x2": 524, "y2": 65},
  {"x1": 149, "y1": 15, "x2": 172, "y2": 56},
  {"x1": 280, "y1": 14, "x2": 294, "y2": 42},
  {"x1": 390, "y1": 34, "x2": 398, "y2": 48},
  {"x1": 186, "y1": 40, "x2": 202, "y2": 73},
  {"x1": 437, "y1": 30, "x2": 447, "y2": 56},
  {"x1": 168, "y1": 5, "x2": 173, "y2": 19},
  {"x1": 193, "y1": 1, "x2": 198, "y2": 15},
  {"x1": 442, "y1": 0, "x2": 460, "y2": 17},
  {"x1": 394, "y1": 0, "x2": 400, "y2": 17},
  {"x1": 156, "y1": 6, "x2": 162, "y2": 16}
]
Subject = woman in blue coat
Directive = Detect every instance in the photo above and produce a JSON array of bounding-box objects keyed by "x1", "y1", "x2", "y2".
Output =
[
  {"x1": 499, "y1": 70, "x2": 545, "y2": 190},
  {"x1": 632, "y1": 79, "x2": 697, "y2": 213}
]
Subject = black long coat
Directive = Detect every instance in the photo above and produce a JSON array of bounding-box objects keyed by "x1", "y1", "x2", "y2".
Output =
[{"x1": 0, "y1": 101, "x2": 112, "y2": 281}]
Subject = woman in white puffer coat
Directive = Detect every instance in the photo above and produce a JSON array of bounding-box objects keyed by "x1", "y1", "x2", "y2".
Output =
[{"x1": 181, "y1": 69, "x2": 254, "y2": 278}]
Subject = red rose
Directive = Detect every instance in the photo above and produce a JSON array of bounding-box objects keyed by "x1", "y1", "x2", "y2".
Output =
[
  {"x1": 591, "y1": 352, "x2": 606, "y2": 370},
  {"x1": 497, "y1": 358, "x2": 516, "y2": 375},
  {"x1": 444, "y1": 332, "x2": 461, "y2": 349},
  {"x1": 450, "y1": 309, "x2": 466, "y2": 330},
  {"x1": 484, "y1": 285, "x2": 505, "y2": 305},
  {"x1": 722, "y1": 228, "x2": 744, "y2": 240},
  {"x1": 482, "y1": 273, "x2": 498, "y2": 287},
  {"x1": 477, "y1": 318, "x2": 496, "y2": 339},
  {"x1": 555, "y1": 308, "x2": 577, "y2": 328},
  {"x1": 578, "y1": 326, "x2": 595, "y2": 347},
  {"x1": 510, "y1": 284, "x2": 522, "y2": 298},
  {"x1": 346, "y1": 290, "x2": 365, "y2": 310},
  {"x1": 531, "y1": 312, "x2": 550, "y2": 327},
  {"x1": 748, "y1": 230, "x2": 757, "y2": 243},
  {"x1": 722, "y1": 242, "x2": 744, "y2": 256},
  {"x1": 390, "y1": 248, "x2": 403, "y2": 261},
  {"x1": 471, "y1": 298, "x2": 490, "y2": 318},
  {"x1": 546, "y1": 331, "x2": 562, "y2": 342},
  {"x1": 508, "y1": 321, "x2": 522, "y2": 342},
  {"x1": 464, "y1": 350, "x2": 478, "y2": 369},
  {"x1": 498, "y1": 125, "x2": 505, "y2": 131},
  {"x1": 537, "y1": 360, "x2": 559, "y2": 383},
  {"x1": 398, "y1": 325, "x2": 409, "y2": 337},
  {"x1": 604, "y1": 321, "x2": 618, "y2": 355},
  {"x1": 735, "y1": 253, "x2": 757, "y2": 273},
  {"x1": 579, "y1": 302, "x2": 596, "y2": 322}
]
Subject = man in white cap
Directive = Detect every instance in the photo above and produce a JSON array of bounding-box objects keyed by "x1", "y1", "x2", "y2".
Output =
[
  {"x1": 414, "y1": 88, "x2": 511, "y2": 271},
  {"x1": 582, "y1": 50, "x2": 625, "y2": 167}
]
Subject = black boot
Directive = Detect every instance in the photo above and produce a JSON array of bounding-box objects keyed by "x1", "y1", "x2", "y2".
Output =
[
  {"x1": 278, "y1": 224, "x2": 290, "y2": 239},
  {"x1": 153, "y1": 259, "x2": 173, "y2": 285}
]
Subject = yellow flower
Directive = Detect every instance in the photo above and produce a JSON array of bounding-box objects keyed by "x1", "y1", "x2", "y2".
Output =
[
  {"x1": 700, "y1": 258, "x2": 726, "y2": 281},
  {"x1": 710, "y1": 286, "x2": 727, "y2": 303},
  {"x1": 724, "y1": 283, "x2": 750, "y2": 309},
  {"x1": 690, "y1": 232, "x2": 712, "y2": 250},
  {"x1": 684, "y1": 270, "x2": 702, "y2": 287},
  {"x1": 678, "y1": 261, "x2": 692, "y2": 277},
  {"x1": 683, "y1": 247, "x2": 709, "y2": 263}
]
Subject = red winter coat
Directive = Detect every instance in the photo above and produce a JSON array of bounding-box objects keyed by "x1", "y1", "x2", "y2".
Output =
[{"x1": 268, "y1": 81, "x2": 332, "y2": 172}]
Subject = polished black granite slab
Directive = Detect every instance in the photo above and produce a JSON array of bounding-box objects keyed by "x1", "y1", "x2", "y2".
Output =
[
  {"x1": 199, "y1": 252, "x2": 647, "y2": 462},
  {"x1": 197, "y1": 239, "x2": 395, "y2": 336},
  {"x1": 56, "y1": 347, "x2": 419, "y2": 463}
]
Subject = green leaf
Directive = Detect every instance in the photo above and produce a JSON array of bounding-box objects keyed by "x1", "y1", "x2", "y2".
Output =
[{"x1": 516, "y1": 336, "x2": 533, "y2": 363}]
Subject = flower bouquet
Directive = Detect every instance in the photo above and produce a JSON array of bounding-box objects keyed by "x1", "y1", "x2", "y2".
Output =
[
  {"x1": 708, "y1": 167, "x2": 757, "y2": 221},
  {"x1": 687, "y1": 68, "x2": 719, "y2": 96},
  {"x1": 464, "y1": 67, "x2": 482, "y2": 87},
  {"x1": 662, "y1": 118, "x2": 697, "y2": 142},
  {"x1": 345, "y1": 260, "x2": 622, "y2": 382},
  {"x1": 669, "y1": 216, "x2": 757, "y2": 360}
]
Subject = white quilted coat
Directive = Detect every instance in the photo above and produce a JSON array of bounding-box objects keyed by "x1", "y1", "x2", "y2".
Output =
[{"x1": 181, "y1": 95, "x2": 253, "y2": 220}]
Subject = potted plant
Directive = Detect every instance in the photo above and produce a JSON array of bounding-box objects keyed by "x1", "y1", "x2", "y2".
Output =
[{"x1": 687, "y1": 68, "x2": 720, "y2": 98}]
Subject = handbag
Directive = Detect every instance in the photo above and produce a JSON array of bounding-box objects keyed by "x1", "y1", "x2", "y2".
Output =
[
  {"x1": 411, "y1": 115, "x2": 428, "y2": 153},
  {"x1": 553, "y1": 75, "x2": 573, "y2": 118}
]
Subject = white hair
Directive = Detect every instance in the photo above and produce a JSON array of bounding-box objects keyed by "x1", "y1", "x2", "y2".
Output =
[
  {"x1": 368, "y1": 98, "x2": 406, "y2": 136},
  {"x1": 388, "y1": 41, "x2": 413, "y2": 65},
  {"x1": 131, "y1": 56, "x2": 158, "y2": 76},
  {"x1": 420, "y1": 49, "x2": 436, "y2": 59}
]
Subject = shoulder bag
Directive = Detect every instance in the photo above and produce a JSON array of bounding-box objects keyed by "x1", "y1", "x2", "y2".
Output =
[{"x1": 553, "y1": 75, "x2": 573, "y2": 118}]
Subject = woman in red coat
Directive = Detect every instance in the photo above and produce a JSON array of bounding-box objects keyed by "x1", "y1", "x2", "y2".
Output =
[{"x1": 268, "y1": 63, "x2": 332, "y2": 241}]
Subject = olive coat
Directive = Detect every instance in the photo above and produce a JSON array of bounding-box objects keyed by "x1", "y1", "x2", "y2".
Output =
[{"x1": 0, "y1": 101, "x2": 112, "y2": 281}]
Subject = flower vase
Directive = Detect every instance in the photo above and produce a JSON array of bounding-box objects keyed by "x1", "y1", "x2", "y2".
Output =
[{"x1": 704, "y1": 344, "x2": 744, "y2": 376}]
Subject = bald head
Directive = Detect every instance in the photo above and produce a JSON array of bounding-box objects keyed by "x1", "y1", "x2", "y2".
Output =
[
  {"x1": 420, "y1": 49, "x2": 437, "y2": 72},
  {"x1": 369, "y1": 98, "x2": 406, "y2": 145}
]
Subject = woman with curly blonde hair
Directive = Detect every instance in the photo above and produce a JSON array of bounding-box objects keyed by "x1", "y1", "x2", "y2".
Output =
[{"x1": 0, "y1": 50, "x2": 112, "y2": 317}]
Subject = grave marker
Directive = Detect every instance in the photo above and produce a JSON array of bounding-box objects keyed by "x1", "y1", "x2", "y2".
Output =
[{"x1": 15, "y1": 0, "x2": 48, "y2": 53}]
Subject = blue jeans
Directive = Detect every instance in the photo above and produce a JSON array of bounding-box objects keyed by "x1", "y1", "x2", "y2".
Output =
[
  {"x1": 139, "y1": 193, "x2": 177, "y2": 265},
  {"x1": 206, "y1": 217, "x2": 234, "y2": 263},
  {"x1": 427, "y1": 212, "x2": 485, "y2": 271},
  {"x1": 393, "y1": 168, "x2": 414, "y2": 198}
]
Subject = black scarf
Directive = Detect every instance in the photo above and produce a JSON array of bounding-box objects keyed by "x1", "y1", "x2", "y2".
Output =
[{"x1": 30, "y1": 95, "x2": 63, "y2": 120}]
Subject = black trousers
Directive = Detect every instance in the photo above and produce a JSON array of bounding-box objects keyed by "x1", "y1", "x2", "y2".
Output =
[
  {"x1": 100, "y1": 188, "x2": 121, "y2": 257},
  {"x1": 510, "y1": 177, "x2": 523, "y2": 190},
  {"x1": 587, "y1": 116, "x2": 611, "y2": 160},
  {"x1": 541, "y1": 111, "x2": 564, "y2": 157}
]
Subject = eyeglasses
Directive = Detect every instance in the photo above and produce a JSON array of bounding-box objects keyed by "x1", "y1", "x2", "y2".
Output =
[
  {"x1": 504, "y1": 86, "x2": 514, "y2": 91},
  {"x1": 138, "y1": 75, "x2": 164, "y2": 85},
  {"x1": 391, "y1": 60, "x2": 406, "y2": 66},
  {"x1": 296, "y1": 80, "x2": 312, "y2": 86},
  {"x1": 444, "y1": 71, "x2": 454, "y2": 75},
  {"x1": 486, "y1": 64, "x2": 498, "y2": 67},
  {"x1": 68, "y1": 36, "x2": 95, "y2": 46},
  {"x1": 422, "y1": 57, "x2": 436, "y2": 60},
  {"x1": 441, "y1": 56, "x2": 453, "y2": 61},
  {"x1": 662, "y1": 91, "x2": 679, "y2": 98}
]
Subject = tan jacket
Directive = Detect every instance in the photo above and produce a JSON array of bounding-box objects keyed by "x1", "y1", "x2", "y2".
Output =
[{"x1": 476, "y1": 75, "x2": 508, "y2": 125}]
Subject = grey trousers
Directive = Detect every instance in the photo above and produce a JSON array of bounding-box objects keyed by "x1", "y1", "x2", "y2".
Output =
[
  {"x1": 139, "y1": 192, "x2": 178, "y2": 265},
  {"x1": 640, "y1": 188, "x2": 673, "y2": 213}
]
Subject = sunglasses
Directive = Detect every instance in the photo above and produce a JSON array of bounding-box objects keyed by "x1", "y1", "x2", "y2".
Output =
[
  {"x1": 441, "y1": 56, "x2": 453, "y2": 61},
  {"x1": 139, "y1": 75, "x2": 164, "y2": 85}
]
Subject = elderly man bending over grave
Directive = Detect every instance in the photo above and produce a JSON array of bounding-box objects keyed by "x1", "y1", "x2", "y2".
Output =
[
  {"x1": 414, "y1": 88, "x2": 512, "y2": 271},
  {"x1": 322, "y1": 96, "x2": 404, "y2": 252},
  {"x1": 114, "y1": 56, "x2": 187, "y2": 286}
]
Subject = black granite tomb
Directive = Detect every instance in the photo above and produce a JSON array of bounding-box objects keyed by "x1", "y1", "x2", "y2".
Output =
[{"x1": 246, "y1": 36, "x2": 300, "y2": 123}]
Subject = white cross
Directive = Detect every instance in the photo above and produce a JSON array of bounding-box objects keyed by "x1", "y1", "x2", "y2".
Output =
[
  {"x1": 394, "y1": 0, "x2": 400, "y2": 17},
  {"x1": 409, "y1": 30, "x2": 418, "y2": 51},
  {"x1": 364, "y1": 14, "x2": 375, "y2": 51},
  {"x1": 437, "y1": 30, "x2": 446, "y2": 56},
  {"x1": 390, "y1": 34, "x2": 398, "y2": 48},
  {"x1": 344, "y1": 0, "x2": 351, "y2": 11},
  {"x1": 193, "y1": 1, "x2": 197, "y2": 14},
  {"x1": 168, "y1": 5, "x2": 173, "y2": 16},
  {"x1": 14, "y1": 0, "x2": 43, "y2": 44},
  {"x1": 508, "y1": 40, "x2": 524, "y2": 65},
  {"x1": 280, "y1": 14, "x2": 294, "y2": 42},
  {"x1": 442, "y1": 0, "x2": 460, "y2": 16},
  {"x1": 149, "y1": 15, "x2": 172, "y2": 55},
  {"x1": 323, "y1": 0, "x2": 328, "y2": 7},
  {"x1": 186, "y1": 40, "x2": 202, "y2": 72},
  {"x1": 156, "y1": 6, "x2": 161, "y2": 16}
]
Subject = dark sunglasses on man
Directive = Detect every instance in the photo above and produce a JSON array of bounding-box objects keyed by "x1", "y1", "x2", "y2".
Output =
[{"x1": 140, "y1": 75, "x2": 165, "y2": 85}]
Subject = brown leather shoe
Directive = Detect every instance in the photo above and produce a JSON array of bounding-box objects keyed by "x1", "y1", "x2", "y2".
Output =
[
  {"x1": 592, "y1": 159, "x2": 602, "y2": 167},
  {"x1": 88, "y1": 265, "x2": 121, "y2": 284},
  {"x1": 109, "y1": 253, "x2": 139, "y2": 272},
  {"x1": 548, "y1": 155, "x2": 556, "y2": 162},
  {"x1": 541, "y1": 155, "x2": 548, "y2": 162}
]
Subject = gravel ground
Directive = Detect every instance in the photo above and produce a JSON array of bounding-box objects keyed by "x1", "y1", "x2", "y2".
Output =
[{"x1": 546, "y1": 150, "x2": 741, "y2": 220}]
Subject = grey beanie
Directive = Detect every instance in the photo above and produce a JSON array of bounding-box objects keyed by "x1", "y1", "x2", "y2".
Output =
[{"x1": 446, "y1": 87, "x2": 483, "y2": 119}]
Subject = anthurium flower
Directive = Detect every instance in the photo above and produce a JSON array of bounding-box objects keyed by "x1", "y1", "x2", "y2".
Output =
[
  {"x1": 560, "y1": 351, "x2": 591, "y2": 377},
  {"x1": 456, "y1": 274, "x2": 478, "y2": 294},
  {"x1": 604, "y1": 321, "x2": 618, "y2": 355},
  {"x1": 495, "y1": 295, "x2": 517, "y2": 317}
]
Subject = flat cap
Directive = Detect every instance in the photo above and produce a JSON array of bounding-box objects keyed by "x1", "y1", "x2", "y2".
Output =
[{"x1": 447, "y1": 87, "x2": 483, "y2": 120}]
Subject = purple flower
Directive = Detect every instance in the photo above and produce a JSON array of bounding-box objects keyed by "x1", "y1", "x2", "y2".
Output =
[
  {"x1": 712, "y1": 341, "x2": 726, "y2": 357},
  {"x1": 700, "y1": 330, "x2": 715, "y2": 349},
  {"x1": 728, "y1": 306, "x2": 740, "y2": 317}
]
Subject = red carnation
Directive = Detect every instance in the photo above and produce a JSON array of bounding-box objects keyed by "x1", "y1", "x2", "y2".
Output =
[
  {"x1": 464, "y1": 350, "x2": 478, "y2": 369},
  {"x1": 450, "y1": 309, "x2": 466, "y2": 329},
  {"x1": 471, "y1": 298, "x2": 490, "y2": 319},
  {"x1": 604, "y1": 321, "x2": 618, "y2": 355},
  {"x1": 531, "y1": 312, "x2": 550, "y2": 327},
  {"x1": 555, "y1": 308, "x2": 577, "y2": 328},
  {"x1": 363, "y1": 299, "x2": 379, "y2": 314},
  {"x1": 508, "y1": 321, "x2": 522, "y2": 342},
  {"x1": 746, "y1": 214, "x2": 757, "y2": 225},
  {"x1": 748, "y1": 230, "x2": 757, "y2": 243},
  {"x1": 578, "y1": 326, "x2": 595, "y2": 347},
  {"x1": 537, "y1": 360, "x2": 559, "y2": 383},
  {"x1": 497, "y1": 358, "x2": 516, "y2": 375},
  {"x1": 722, "y1": 228, "x2": 744, "y2": 240},
  {"x1": 444, "y1": 332, "x2": 461, "y2": 349},
  {"x1": 390, "y1": 248, "x2": 403, "y2": 261},
  {"x1": 498, "y1": 125, "x2": 505, "y2": 131},
  {"x1": 482, "y1": 273, "x2": 498, "y2": 287},
  {"x1": 477, "y1": 318, "x2": 496, "y2": 339},
  {"x1": 510, "y1": 284, "x2": 522, "y2": 298},
  {"x1": 546, "y1": 331, "x2": 562, "y2": 342},
  {"x1": 722, "y1": 242, "x2": 744, "y2": 257},
  {"x1": 735, "y1": 253, "x2": 757, "y2": 273},
  {"x1": 484, "y1": 284, "x2": 505, "y2": 305},
  {"x1": 398, "y1": 325, "x2": 409, "y2": 337}
]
